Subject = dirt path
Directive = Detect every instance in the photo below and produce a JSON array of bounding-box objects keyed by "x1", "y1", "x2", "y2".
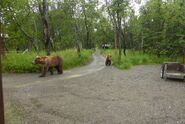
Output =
[{"x1": 3, "y1": 51, "x2": 185, "y2": 124}]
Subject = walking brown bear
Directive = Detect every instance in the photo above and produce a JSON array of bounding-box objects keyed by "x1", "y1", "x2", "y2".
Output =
[
  {"x1": 32, "y1": 55, "x2": 63, "y2": 77},
  {"x1": 105, "y1": 55, "x2": 112, "y2": 66}
]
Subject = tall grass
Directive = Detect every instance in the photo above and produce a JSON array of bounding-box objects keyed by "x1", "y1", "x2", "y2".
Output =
[
  {"x1": 102, "y1": 49, "x2": 182, "y2": 69},
  {"x1": 2, "y1": 49, "x2": 93, "y2": 73}
]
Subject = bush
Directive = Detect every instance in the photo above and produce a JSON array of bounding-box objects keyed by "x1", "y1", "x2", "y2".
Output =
[
  {"x1": 102, "y1": 49, "x2": 182, "y2": 70},
  {"x1": 2, "y1": 49, "x2": 93, "y2": 73}
]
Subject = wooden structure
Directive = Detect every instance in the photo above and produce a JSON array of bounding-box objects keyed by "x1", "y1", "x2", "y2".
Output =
[{"x1": 0, "y1": 21, "x2": 5, "y2": 124}]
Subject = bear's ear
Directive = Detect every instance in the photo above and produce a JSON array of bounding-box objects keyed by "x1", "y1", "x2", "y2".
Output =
[{"x1": 36, "y1": 56, "x2": 40, "y2": 59}]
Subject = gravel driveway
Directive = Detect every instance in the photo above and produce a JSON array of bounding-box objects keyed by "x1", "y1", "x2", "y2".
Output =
[{"x1": 3, "y1": 51, "x2": 185, "y2": 124}]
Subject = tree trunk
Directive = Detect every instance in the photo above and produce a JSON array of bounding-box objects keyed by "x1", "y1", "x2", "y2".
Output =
[
  {"x1": 70, "y1": 3, "x2": 81, "y2": 57},
  {"x1": 82, "y1": 1, "x2": 90, "y2": 49},
  {"x1": 141, "y1": 30, "x2": 146, "y2": 53},
  {"x1": 0, "y1": 19, "x2": 5, "y2": 124},
  {"x1": 116, "y1": 2, "x2": 122, "y2": 59},
  {"x1": 1, "y1": 26, "x2": 7, "y2": 54},
  {"x1": 121, "y1": 19, "x2": 127, "y2": 56},
  {"x1": 39, "y1": 0, "x2": 52, "y2": 55},
  {"x1": 75, "y1": 24, "x2": 81, "y2": 57},
  {"x1": 114, "y1": 26, "x2": 119, "y2": 49},
  {"x1": 33, "y1": 19, "x2": 39, "y2": 53},
  {"x1": 183, "y1": 47, "x2": 185, "y2": 64},
  {"x1": 105, "y1": 0, "x2": 118, "y2": 49}
]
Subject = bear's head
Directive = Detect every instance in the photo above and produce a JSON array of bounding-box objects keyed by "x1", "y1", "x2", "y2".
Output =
[
  {"x1": 32, "y1": 56, "x2": 47, "y2": 65},
  {"x1": 106, "y1": 55, "x2": 112, "y2": 60}
]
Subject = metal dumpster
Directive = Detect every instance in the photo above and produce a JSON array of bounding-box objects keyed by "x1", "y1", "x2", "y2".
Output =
[{"x1": 161, "y1": 62, "x2": 185, "y2": 80}]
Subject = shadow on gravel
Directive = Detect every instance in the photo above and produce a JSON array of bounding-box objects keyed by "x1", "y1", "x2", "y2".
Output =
[{"x1": 163, "y1": 78, "x2": 185, "y2": 83}]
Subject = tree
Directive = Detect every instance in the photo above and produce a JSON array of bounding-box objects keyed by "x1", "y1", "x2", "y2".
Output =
[
  {"x1": 128, "y1": 0, "x2": 185, "y2": 58},
  {"x1": 38, "y1": 0, "x2": 53, "y2": 55},
  {"x1": 0, "y1": 1, "x2": 5, "y2": 123},
  {"x1": 1, "y1": 0, "x2": 40, "y2": 52},
  {"x1": 105, "y1": 0, "x2": 131, "y2": 57}
]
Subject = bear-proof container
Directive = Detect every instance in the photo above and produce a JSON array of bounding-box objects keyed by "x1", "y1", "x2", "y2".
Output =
[{"x1": 161, "y1": 62, "x2": 185, "y2": 80}]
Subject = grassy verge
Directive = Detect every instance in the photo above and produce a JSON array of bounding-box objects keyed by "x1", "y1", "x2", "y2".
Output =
[
  {"x1": 2, "y1": 49, "x2": 93, "y2": 73},
  {"x1": 102, "y1": 49, "x2": 182, "y2": 69},
  {"x1": 5, "y1": 102, "x2": 23, "y2": 124},
  {"x1": 5, "y1": 102, "x2": 39, "y2": 124}
]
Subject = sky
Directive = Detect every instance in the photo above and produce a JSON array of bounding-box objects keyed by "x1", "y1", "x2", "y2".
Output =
[
  {"x1": 43, "y1": 0, "x2": 148, "y2": 16},
  {"x1": 51, "y1": 0, "x2": 148, "y2": 15},
  {"x1": 98, "y1": 0, "x2": 147, "y2": 16},
  {"x1": 130, "y1": 0, "x2": 147, "y2": 15}
]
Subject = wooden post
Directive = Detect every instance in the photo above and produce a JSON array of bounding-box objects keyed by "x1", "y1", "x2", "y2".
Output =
[
  {"x1": 183, "y1": 47, "x2": 185, "y2": 64},
  {"x1": 0, "y1": 20, "x2": 5, "y2": 124}
]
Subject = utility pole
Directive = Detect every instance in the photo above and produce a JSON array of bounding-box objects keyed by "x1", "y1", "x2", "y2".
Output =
[{"x1": 0, "y1": 17, "x2": 5, "y2": 124}]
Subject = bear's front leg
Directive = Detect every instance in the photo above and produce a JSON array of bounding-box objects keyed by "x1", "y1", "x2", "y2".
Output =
[
  {"x1": 49, "y1": 67, "x2": 54, "y2": 75},
  {"x1": 40, "y1": 66, "x2": 48, "y2": 77},
  {"x1": 108, "y1": 60, "x2": 111, "y2": 66}
]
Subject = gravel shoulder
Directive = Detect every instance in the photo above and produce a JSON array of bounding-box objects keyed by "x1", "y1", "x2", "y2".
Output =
[{"x1": 3, "y1": 51, "x2": 185, "y2": 124}]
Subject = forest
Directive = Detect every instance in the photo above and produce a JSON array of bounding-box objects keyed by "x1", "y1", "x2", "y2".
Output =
[
  {"x1": 2, "y1": 1, "x2": 185, "y2": 123},
  {"x1": 1, "y1": 0, "x2": 185, "y2": 58}
]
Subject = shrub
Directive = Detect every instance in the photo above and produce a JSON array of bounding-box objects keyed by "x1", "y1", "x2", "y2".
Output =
[
  {"x1": 2, "y1": 49, "x2": 93, "y2": 73},
  {"x1": 102, "y1": 49, "x2": 182, "y2": 70}
]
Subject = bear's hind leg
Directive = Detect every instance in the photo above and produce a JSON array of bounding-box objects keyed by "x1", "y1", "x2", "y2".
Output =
[
  {"x1": 105, "y1": 60, "x2": 109, "y2": 66},
  {"x1": 55, "y1": 64, "x2": 63, "y2": 74},
  {"x1": 59, "y1": 63, "x2": 63, "y2": 74},
  {"x1": 55, "y1": 66, "x2": 60, "y2": 74}
]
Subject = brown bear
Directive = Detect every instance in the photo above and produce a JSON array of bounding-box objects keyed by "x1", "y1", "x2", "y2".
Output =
[
  {"x1": 105, "y1": 55, "x2": 112, "y2": 66},
  {"x1": 32, "y1": 55, "x2": 63, "y2": 77}
]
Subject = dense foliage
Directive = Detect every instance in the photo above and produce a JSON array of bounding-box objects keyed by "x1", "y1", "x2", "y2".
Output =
[
  {"x1": 1, "y1": 0, "x2": 104, "y2": 52},
  {"x1": 2, "y1": 49, "x2": 93, "y2": 73},
  {"x1": 102, "y1": 49, "x2": 182, "y2": 69},
  {"x1": 128, "y1": 0, "x2": 185, "y2": 57},
  {"x1": 1, "y1": 0, "x2": 185, "y2": 57}
]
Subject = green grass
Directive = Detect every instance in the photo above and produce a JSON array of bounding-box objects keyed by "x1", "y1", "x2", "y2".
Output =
[
  {"x1": 5, "y1": 102, "x2": 39, "y2": 124},
  {"x1": 5, "y1": 103, "x2": 23, "y2": 124},
  {"x1": 2, "y1": 49, "x2": 93, "y2": 73},
  {"x1": 102, "y1": 49, "x2": 182, "y2": 70}
]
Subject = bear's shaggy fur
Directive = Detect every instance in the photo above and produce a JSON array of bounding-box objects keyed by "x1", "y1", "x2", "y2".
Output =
[
  {"x1": 32, "y1": 55, "x2": 63, "y2": 77},
  {"x1": 105, "y1": 55, "x2": 112, "y2": 66}
]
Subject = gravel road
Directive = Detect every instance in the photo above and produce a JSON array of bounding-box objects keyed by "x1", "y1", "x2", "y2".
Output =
[{"x1": 3, "y1": 51, "x2": 185, "y2": 124}]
